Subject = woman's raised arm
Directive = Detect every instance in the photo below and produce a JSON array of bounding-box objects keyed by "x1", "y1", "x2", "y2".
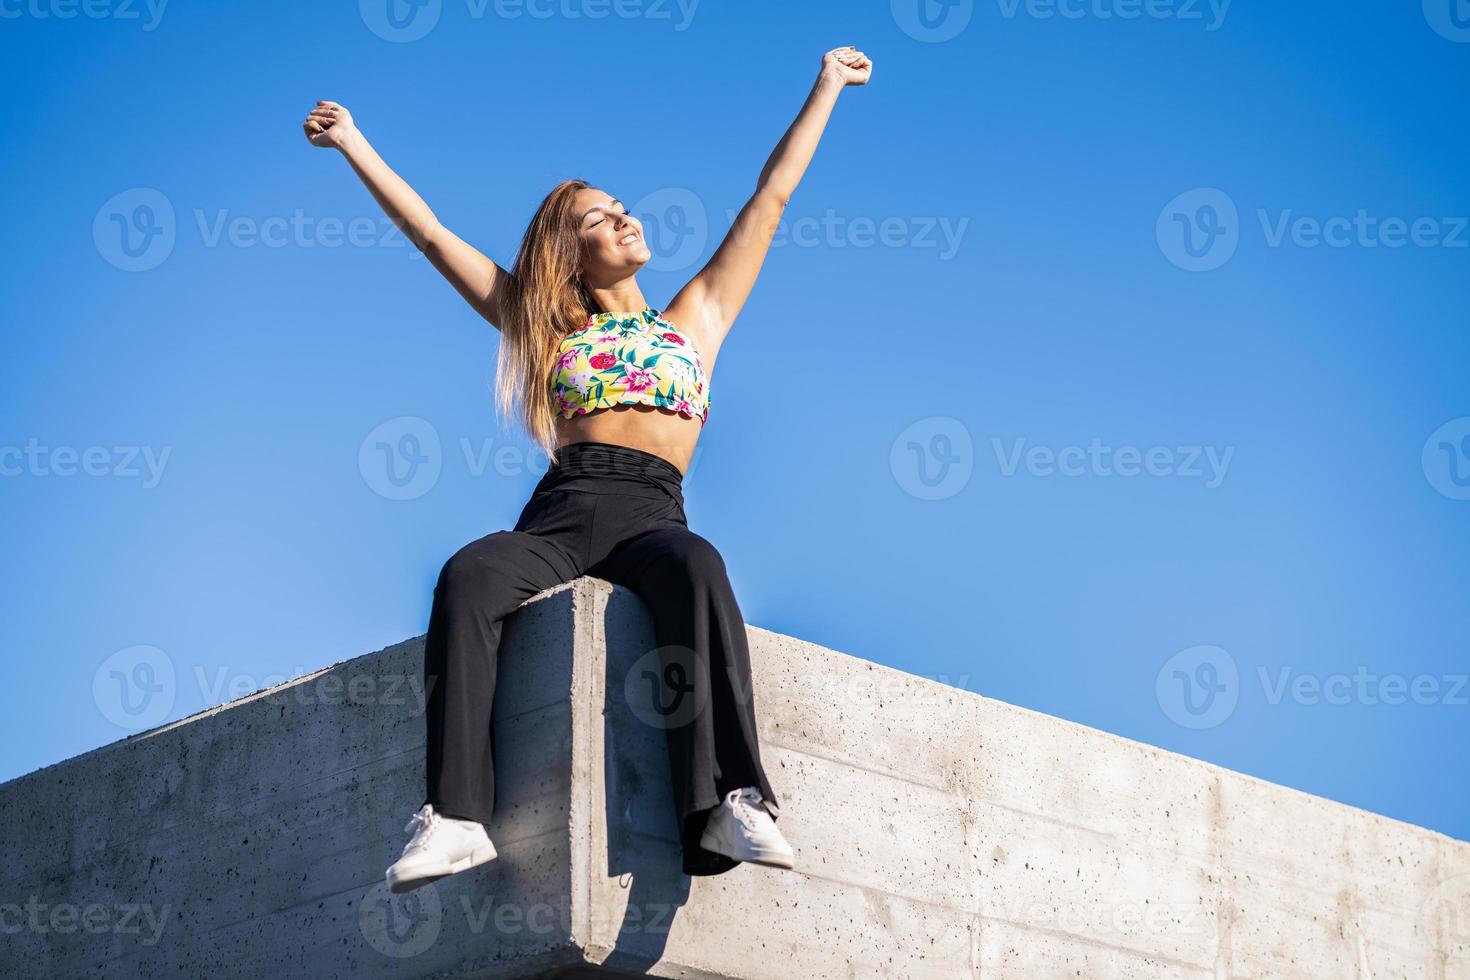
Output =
[
  {"x1": 667, "y1": 46, "x2": 872, "y2": 360},
  {"x1": 303, "y1": 100, "x2": 513, "y2": 331}
]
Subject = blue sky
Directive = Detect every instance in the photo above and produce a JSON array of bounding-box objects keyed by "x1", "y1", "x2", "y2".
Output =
[{"x1": 1, "y1": 1, "x2": 1466, "y2": 843}]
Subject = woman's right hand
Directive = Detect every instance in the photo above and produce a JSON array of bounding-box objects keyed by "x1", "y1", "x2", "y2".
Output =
[
  {"x1": 821, "y1": 46, "x2": 872, "y2": 87},
  {"x1": 302, "y1": 100, "x2": 358, "y2": 149}
]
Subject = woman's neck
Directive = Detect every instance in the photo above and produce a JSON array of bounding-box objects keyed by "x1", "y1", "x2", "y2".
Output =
[{"x1": 587, "y1": 283, "x2": 648, "y2": 314}]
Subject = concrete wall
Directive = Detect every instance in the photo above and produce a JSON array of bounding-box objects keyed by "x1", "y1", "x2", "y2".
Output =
[{"x1": 1, "y1": 576, "x2": 1466, "y2": 979}]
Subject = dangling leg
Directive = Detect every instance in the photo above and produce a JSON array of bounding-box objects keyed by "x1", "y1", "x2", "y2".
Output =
[
  {"x1": 424, "y1": 529, "x2": 580, "y2": 824},
  {"x1": 588, "y1": 525, "x2": 784, "y2": 876},
  {"x1": 389, "y1": 525, "x2": 583, "y2": 893}
]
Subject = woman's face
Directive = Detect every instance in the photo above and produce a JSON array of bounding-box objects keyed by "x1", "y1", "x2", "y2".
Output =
[{"x1": 574, "y1": 188, "x2": 650, "y2": 284}]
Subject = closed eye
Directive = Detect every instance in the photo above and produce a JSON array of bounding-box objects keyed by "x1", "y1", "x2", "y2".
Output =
[{"x1": 589, "y1": 207, "x2": 630, "y2": 229}]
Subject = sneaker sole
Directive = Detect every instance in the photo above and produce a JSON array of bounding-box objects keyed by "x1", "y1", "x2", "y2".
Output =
[
  {"x1": 386, "y1": 844, "x2": 498, "y2": 894},
  {"x1": 699, "y1": 829, "x2": 795, "y2": 870},
  {"x1": 741, "y1": 850, "x2": 795, "y2": 870}
]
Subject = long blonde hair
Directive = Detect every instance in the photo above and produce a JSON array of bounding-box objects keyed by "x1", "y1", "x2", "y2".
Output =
[{"x1": 494, "y1": 178, "x2": 602, "y2": 468}]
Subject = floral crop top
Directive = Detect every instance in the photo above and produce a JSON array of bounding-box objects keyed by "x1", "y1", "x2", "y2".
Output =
[{"x1": 552, "y1": 307, "x2": 710, "y2": 424}]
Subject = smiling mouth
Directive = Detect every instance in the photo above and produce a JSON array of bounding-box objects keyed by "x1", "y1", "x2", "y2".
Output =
[{"x1": 618, "y1": 231, "x2": 641, "y2": 246}]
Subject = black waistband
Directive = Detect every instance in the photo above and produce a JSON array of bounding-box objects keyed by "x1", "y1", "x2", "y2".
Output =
[{"x1": 537, "y1": 441, "x2": 685, "y2": 501}]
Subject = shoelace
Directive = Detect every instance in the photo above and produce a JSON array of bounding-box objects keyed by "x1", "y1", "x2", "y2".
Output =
[
  {"x1": 728, "y1": 788, "x2": 765, "y2": 831},
  {"x1": 403, "y1": 804, "x2": 439, "y2": 849}
]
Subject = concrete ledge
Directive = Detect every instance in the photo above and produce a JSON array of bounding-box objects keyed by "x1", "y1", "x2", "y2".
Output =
[{"x1": 1, "y1": 576, "x2": 1467, "y2": 978}]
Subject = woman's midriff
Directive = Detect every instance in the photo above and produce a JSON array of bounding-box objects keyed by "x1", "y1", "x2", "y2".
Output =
[{"x1": 554, "y1": 404, "x2": 702, "y2": 477}]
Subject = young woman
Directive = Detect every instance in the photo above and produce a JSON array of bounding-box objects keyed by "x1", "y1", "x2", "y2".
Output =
[{"x1": 302, "y1": 44, "x2": 872, "y2": 893}]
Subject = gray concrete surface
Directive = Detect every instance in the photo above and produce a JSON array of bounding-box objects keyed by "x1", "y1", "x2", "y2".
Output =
[{"x1": 1, "y1": 575, "x2": 1466, "y2": 978}]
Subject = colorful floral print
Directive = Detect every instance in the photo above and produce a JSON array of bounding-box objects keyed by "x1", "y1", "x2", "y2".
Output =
[{"x1": 552, "y1": 307, "x2": 711, "y2": 424}]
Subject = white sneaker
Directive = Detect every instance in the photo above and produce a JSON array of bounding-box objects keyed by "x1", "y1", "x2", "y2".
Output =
[
  {"x1": 385, "y1": 803, "x2": 498, "y2": 894},
  {"x1": 698, "y1": 787, "x2": 794, "y2": 869}
]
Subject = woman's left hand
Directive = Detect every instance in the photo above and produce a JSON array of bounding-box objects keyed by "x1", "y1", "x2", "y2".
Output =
[{"x1": 822, "y1": 45, "x2": 873, "y2": 87}]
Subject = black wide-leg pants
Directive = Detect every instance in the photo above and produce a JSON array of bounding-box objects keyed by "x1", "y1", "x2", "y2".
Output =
[{"x1": 422, "y1": 440, "x2": 781, "y2": 876}]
